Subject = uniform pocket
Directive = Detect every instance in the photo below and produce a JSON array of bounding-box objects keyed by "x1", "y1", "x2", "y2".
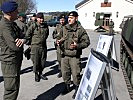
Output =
[
  {"x1": 4, "y1": 76, "x2": 19, "y2": 90},
  {"x1": 1, "y1": 62, "x2": 20, "y2": 90},
  {"x1": 64, "y1": 50, "x2": 77, "y2": 56}
]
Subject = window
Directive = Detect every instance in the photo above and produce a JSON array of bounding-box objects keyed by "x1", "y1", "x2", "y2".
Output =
[
  {"x1": 116, "y1": 12, "x2": 119, "y2": 18},
  {"x1": 85, "y1": 13, "x2": 87, "y2": 17},
  {"x1": 93, "y1": 12, "x2": 95, "y2": 17}
]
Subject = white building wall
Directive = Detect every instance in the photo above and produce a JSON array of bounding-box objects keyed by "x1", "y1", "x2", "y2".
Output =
[{"x1": 77, "y1": 0, "x2": 133, "y2": 31}]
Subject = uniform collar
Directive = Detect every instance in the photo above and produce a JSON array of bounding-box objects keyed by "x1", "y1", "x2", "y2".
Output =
[
  {"x1": 1, "y1": 16, "x2": 12, "y2": 24},
  {"x1": 66, "y1": 23, "x2": 80, "y2": 32}
]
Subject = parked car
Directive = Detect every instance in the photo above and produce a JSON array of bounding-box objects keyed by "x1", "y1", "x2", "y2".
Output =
[{"x1": 47, "y1": 18, "x2": 59, "y2": 27}]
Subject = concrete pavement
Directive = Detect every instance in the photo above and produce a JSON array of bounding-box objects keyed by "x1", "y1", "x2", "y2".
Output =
[{"x1": 0, "y1": 27, "x2": 131, "y2": 100}]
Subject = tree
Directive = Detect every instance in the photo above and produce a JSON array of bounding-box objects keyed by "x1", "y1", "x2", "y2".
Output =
[{"x1": 15, "y1": 0, "x2": 37, "y2": 14}]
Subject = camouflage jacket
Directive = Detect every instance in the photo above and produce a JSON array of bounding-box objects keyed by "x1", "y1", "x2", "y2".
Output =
[
  {"x1": 52, "y1": 24, "x2": 64, "y2": 40},
  {"x1": 52, "y1": 24, "x2": 65, "y2": 53},
  {"x1": 27, "y1": 20, "x2": 36, "y2": 28},
  {"x1": 61, "y1": 23, "x2": 90, "y2": 57},
  {"x1": 15, "y1": 19, "x2": 27, "y2": 38},
  {"x1": 25, "y1": 22, "x2": 49, "y2": 48},
  {"x1": 0, "y1": 17, "x2": 23, "y2": 63}
]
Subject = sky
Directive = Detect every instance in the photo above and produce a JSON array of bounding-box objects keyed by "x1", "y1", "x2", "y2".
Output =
[{"x1": 36, "y1": 0, "x2": 81, "y2": 12}]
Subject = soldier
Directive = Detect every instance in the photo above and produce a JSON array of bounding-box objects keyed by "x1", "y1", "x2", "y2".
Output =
[
  {"x1": 59, "y1": 11, "x2": 90, "y2": 99},
  {"x1": 15, "y1": 13, "x2": 30, "y2": 60},
  {"x1": 15, "y1": 13, "x2": 27, "y2": 38},
  {"x1": 27, "y1": 13, "x2": 37, "y2": 28},
  {"x1": 25, "y1": 12, "x2": 49, "y2": 82},
  {"x1": 52, "y1": 14, "x2": 67, "y2": 78},
  {"x1": 0, "y1": 1, "x2": 24, "y2": 100},
  {"x1": 109, "y1": 19, "x2": 114, "y2": 34}
]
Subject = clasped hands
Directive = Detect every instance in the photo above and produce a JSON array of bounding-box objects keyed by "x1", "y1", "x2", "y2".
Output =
[{"x1": 56, "y1": 39, "x2": 77, "y2": 49}]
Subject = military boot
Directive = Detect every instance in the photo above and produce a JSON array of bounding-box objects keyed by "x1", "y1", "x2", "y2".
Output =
[
  {"x1": 57, "y1": 71, "x2": 62, "y2": 78},
  {"x1": 35, "y1": 72, "x2": 40, "y2": 82},
  {"x1": 62, "y1": 84, "x2": 71, "y2": 95},
  {"x1": 72, "y1": 85, "x2": 79, "y2": 99}
]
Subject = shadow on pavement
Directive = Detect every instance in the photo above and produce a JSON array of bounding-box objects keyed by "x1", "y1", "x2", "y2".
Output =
[
  {"x1": 47, "y1": 47, "x2": 56, "y2": 52},
  {"x1": 44, "y1": 65, "x2": 59, "y2": 76},
  {"x1": 81, "y1": 57, "x2": 88, "y2": 69},
  {"x1": 44, "y1": 57, "x2": 88, "y2": 77},
  {"x1": 45, "y1": 60, "x2": 57, "y2": 68},
  {"x1": 0, "y1": 57, "x2": 88, "y2": 83},
  {"x1": 35, "y1": 82, "x2": 66, "y2": 100},
  {"x1": 81, "y1": 61, "x2": 87, "y2": 69},
  {"x1": 0, "y1": 76, "x2": 3, "y2": 83},
  {"x1": 0, "y1": 66, "x2": 33, "y2": 83},
  {"x1": 20, "y1": 66, "x2": 33, "y2": 74},
  {"x1": 81, "y1": 57, "x2": 88, "y2": 61},
  {"x1": 19, "y1": 60, "x2": 58, "y2": 79},
  {"x1": 94, "y1": 94, "x2": 103, "y2": 100},
  {"x1": 94, "y1": 94, "x2": 118, "y2": 100}
]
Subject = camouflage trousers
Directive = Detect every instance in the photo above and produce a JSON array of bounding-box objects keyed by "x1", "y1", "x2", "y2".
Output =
[
  {"x1": 1, "y1": 61, "x2": 22, "y2": 100},
  {"x1": 61, "y1": 56, "x2": 81, "y2": 86},
  {"x1": 31, "y1": 46, "x2": 47, "y2": 73},
  {"x1": 56, "y1": 51, "x2": 62, "y2": 70}
]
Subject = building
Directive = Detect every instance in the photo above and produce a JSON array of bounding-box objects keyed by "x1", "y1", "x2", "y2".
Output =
[{"x1": 75, "y1": 0, "x2": 133, "y2": 31}]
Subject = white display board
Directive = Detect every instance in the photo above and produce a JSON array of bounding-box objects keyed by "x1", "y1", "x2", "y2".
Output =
[
  {"x1": 96, "y1": 35, "x2": 113, "y2": 56},
  {"x1": 75, "y1": 35, "x2": 113, "y2": 100}
]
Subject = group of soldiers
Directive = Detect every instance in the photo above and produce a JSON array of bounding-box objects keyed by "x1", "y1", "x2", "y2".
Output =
[
  {"x1": 0, "y1": 1, "x2": 90, "y2": 100},
  {"x1": 53, "y1": 11, "x2": 90, "y2": 99}
]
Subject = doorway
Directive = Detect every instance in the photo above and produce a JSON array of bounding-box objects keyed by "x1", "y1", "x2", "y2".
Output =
[{"x1": 95, "y1": 13, "x2": 111, "y2": 30}]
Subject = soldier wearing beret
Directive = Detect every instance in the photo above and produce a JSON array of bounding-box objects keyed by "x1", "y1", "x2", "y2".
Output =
[
  {"x1": 27, "y1": 13, "x2": 37, "y2": 28},
  {"x1": 0, "y1": 1, "x2": 25, "y2": 100},
  {"x1": 58, "y1": 11, "x2": 90, "y2": 99},
  {"x1": 25, "y1": 12, "x2": 49, "y2": 82},
  {"x1": 15, "y1": 13, "x2": 27, "y2": 38},
  {"x1": 109, "y1": 19, "x2": 114, "y2": 34},
  {"x1": 52, "y1": 14, "x2": 67, "y2": 78}
]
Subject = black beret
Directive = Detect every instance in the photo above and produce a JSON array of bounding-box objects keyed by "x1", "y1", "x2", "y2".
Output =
[
  {"x1": 36, "y1": 12, "x2": 44, "y2": 19},
  {"x1": 32, "y1": 13, "x2": 36, "y2": 17},
  {"x1": 68, "y1": 11, "x2": 78, "y2": 17},
  {"x1": 0, "y1": 1, "x2": 18, "y2": 13},
  {"x1": 59, "y1": 14, "x2": 66, "y2": 19}
]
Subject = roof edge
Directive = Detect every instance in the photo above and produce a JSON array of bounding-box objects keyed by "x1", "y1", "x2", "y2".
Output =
[
  {"x1": 75, "y1": 0, "x2": 93, "y2": 10},
  {"x1": 75, "y1": 0, "x2": 90, "y2": 8}
]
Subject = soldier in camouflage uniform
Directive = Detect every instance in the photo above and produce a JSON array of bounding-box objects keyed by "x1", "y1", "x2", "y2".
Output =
[
  {"x1": 52, "y1": 14, "x2": 67, "y2": 78},
  {"x1": 109, "y1": 19, "x2": 114, "y2": 34},
  {"x1": 15, "y1": 13, "x2": 27, "y2": 38},
  {"x1": 0, "y1": 1, "x2": 24, "y2": 100},
  {"x1": 15, "y1": 13, "x2": 30, "y2": 60},
  {"x1": 25, "y1": 12, "x2": 49, "y2": 82},
  {"x1": 27, "y1": 13, "x2": 37, "y2": 28},
  {"x1": 58, "y1": 11, "x2": 90, "y2": 99}
]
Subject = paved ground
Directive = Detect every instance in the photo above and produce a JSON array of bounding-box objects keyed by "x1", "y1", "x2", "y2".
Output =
[{"x1": 0, "y1": 27, "x2": 131, "y2": 100}]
